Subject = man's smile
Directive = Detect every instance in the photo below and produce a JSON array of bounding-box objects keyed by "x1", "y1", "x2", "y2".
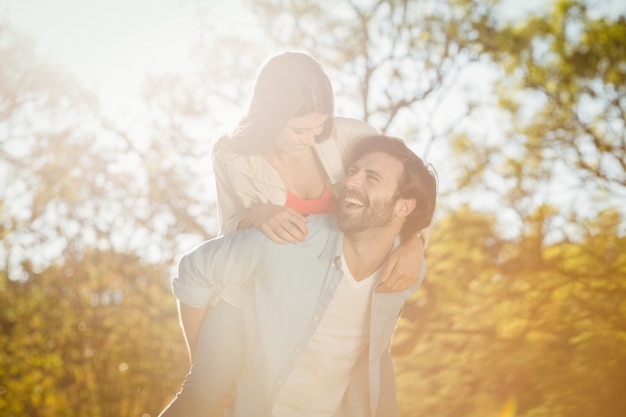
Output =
[{"x1": 340, "y1": 191, "x2": 368, "y2": 210}]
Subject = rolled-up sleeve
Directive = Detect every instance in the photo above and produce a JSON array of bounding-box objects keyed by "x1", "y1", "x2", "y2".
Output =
[
  {"x1": 172, "y1": 260, "x2": 222, "y2": 308},
  {"x1": 172, "y1": 230, "x2": 269, "y2": 307}
]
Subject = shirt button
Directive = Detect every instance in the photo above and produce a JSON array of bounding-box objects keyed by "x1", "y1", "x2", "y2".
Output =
[
  {"x1": 333, "y1": 256, "x2": 342, "y2": 270},
  {"x1": 296, "y1": 348, "x2": 302, "y2": 353},
  {"x1": 313, "y1": 315, "x2": 320, "y2": 321}
]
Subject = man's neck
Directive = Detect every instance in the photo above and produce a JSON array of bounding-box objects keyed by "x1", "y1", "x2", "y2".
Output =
[{"x1": 342, "y1": 228, "x2": 398, "y2": 281}]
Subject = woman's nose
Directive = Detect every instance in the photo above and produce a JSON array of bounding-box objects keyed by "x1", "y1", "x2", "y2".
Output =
[{"x1": 302, "y1": 132, "x2": 316, "y2": 145}]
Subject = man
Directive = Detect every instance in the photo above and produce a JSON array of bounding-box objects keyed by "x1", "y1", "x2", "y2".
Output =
[{"x1": 171, "y1": 135, "x2": 437, "y2": 417}]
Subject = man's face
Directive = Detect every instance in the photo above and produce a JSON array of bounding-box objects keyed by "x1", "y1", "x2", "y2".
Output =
[{"x1": 337, "y1": 151, "x2": 403, "y2": 234}]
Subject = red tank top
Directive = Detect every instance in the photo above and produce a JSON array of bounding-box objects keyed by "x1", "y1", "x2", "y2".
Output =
[{"x1": 285, "y1": 187, "x2": 338, "y2": 215}]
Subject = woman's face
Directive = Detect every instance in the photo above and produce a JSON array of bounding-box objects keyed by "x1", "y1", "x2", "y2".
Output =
[{"x1": 273, "y1": 112, "x2": 329, "y2": 156}]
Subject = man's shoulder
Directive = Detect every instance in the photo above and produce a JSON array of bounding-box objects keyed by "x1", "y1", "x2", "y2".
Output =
[
  {"x1": 219, "y1": 214, "x2": 338, "y2": 250},
  {"x1": 306, "y1": 214, "x2": 340, "y2": 235},
  {"x1": 209, "y1": 214, "x2": 340, "y2": 259},
  {"x1": 292, "y1": 214, "x2": 342, "y2": 261}
]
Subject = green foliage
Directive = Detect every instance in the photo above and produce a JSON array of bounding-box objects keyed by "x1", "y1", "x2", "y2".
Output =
[
  {"x1": 394, "y1": 207, "x2": 626, "y2": 417},
  {"x1": 0, "y1": 251, "x2": 187, "y2": 417},
  {"x1": 467, "y1": 0, "x2": 626, "y2": 194}
]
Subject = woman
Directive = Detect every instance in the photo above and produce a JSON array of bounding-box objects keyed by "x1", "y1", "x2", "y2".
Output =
[{"x1": 159, "y1": 51, "x2": 427, "y2": 417}]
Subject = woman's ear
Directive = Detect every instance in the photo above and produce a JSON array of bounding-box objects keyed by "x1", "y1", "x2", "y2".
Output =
[{"x1": 395, "y1": 198, "x2": 416, "y2": 219}]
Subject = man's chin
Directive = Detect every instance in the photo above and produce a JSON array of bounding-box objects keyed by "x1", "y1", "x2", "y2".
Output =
[{"x1": 337, "y1": 213, "x2": 361, "y2": 233}]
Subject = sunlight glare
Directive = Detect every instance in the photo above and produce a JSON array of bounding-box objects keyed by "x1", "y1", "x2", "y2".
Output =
[{"x1": 1, "y1": 0, "x2": 198, "y2": 108}]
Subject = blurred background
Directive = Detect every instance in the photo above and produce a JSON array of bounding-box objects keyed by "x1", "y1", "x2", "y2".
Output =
[{"x1": 0, "y1": 0, "x2": 624, "y2": 416}]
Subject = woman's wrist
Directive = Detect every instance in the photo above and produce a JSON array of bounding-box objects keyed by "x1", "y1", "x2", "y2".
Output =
[
  {"x1": 401, "y1": 232, "x2": 425, "y2": 257},
  {"x1": 237, "y1": 206, "x2": 260, "y2": 231}
]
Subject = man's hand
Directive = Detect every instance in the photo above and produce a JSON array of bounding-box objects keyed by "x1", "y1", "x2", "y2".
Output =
[{"x1": 377, "y1": 235, "x2": 424, "y2": 293}]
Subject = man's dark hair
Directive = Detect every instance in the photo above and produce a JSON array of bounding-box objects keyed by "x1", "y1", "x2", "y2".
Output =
[{"x1": 347, "y1": 135, "x2": 438, "y2": 241}]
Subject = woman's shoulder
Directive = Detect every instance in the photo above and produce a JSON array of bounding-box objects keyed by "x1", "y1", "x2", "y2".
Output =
[
  {"x1": 212, "y1": 135, "x2": 237, "y2": 161},
  {"x1": 212, "y1": 136, "x2": 252, "y2": 173},
  {"x1": 212, "y1": 135, "x2": 256, "y2": 165},
  {"x1": 332, "y1": 117, "x2": 378, "y2": 137},
  {"x1": 324, "y1": 117, "x2": 378, "y2": 157},
  {"x1": 212, "y1": 135, "x2": 274, "y2": 183}
]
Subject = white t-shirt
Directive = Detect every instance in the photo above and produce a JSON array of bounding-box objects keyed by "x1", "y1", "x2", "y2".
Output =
[{"x1": 272, "y1": 255, "x2": 380, "y2": 417}]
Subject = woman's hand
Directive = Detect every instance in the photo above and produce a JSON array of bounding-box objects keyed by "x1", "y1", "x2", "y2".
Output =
[
  {"x1": 377, "y1": 234, "x2": 424, "y2": 293},
  {"x1": 239, "y1": 203, "x2": 309, "y2": 244}
]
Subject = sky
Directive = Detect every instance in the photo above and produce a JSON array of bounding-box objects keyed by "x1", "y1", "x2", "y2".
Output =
[
  {"x1": 0, "y1": 0, "x2": 257, "y2": 111},
  {"x1": 1, "y1": 0, "x2": 195, "y2": 86},
  {"x1": 0, "y1": 0, "x2": 548, "y2": 93},
  {"x1": 2, "y1": 0, "x2": 625, "y2": 98}
]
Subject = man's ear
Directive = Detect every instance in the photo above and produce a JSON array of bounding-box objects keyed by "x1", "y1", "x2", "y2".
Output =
[{"x1": 395, "y1": 198, "x2": 416, "y2": 219}]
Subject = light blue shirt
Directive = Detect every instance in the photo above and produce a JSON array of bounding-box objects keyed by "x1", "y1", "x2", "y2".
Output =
[{"x1": 172, "y1": 214, "x2": 425, "y2": 417}]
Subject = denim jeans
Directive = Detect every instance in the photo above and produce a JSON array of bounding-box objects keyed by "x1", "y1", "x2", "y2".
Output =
[{"x1": 159, "y1": 301, "x2": 244, "y2": 417}]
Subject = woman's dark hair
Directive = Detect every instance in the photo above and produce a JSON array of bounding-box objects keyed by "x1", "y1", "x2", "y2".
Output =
[
  {"x1": 227, "y1": 52, "x2": 335, "y2": 154},
  {"x1": 347, "y1": 135, "x2": 438, "y2": 240}
]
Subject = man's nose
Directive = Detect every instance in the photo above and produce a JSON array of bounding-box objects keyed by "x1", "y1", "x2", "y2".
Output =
[{"x1": 344, "y1": 171, "x2": 363, "y2": 189}]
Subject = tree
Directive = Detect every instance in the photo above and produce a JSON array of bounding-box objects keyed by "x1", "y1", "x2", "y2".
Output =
[
  {"x1": 0, "y1": 22, "x2": 197, "y2": 417},
  {"x1": 393, "y1": 205, "x2": 626, "y2": 416},
  {"x1": 0, "y1": 22, "x2": 219, "y2": 281},
  {"x1": 453, "y1": 0, "x2": 626, "y2": 234},
  {"x1": 0, "y1": 249, "x2": 187, "y2": 417},
  {"x1": 238, "y1": 0, "x2": 495, "y2": 151}
]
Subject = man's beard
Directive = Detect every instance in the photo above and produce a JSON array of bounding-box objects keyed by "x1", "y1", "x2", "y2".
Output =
[{"x1": 337, "y1": 189, "x2": 397, "y2": 234}]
